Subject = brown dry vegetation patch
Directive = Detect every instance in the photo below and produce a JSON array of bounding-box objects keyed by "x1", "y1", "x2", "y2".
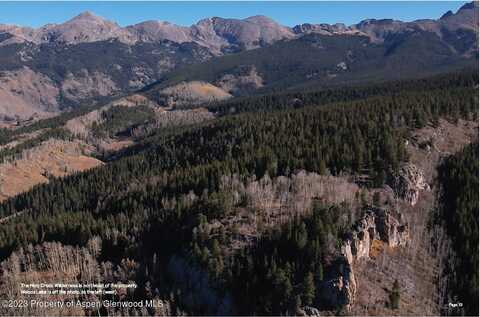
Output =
[
  {"x1": 158, "y1": 81, "x2": 232, "y2": 108},
  {"x1": 108, "y1": 93, "x2": 157, "y2": 108},
  {"x1": 0, "y1": 139, "x2": 103, "y2": 202},
  {"x1": 369, "y1": 239, "x2": 387, "y2": 259}
]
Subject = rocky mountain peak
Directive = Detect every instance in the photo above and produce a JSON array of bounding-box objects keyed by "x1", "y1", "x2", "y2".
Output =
[
  {"x1": 458, "y1": 1, "x2": 477, "y2": 11},
  {"x1": 35, "y1": 10, "x2": 125, "y2": 44},
  {"x1": 244, "y1": 15, "x2": 277, "y2": 24},
  {"x1": 438, "y1": 1, "x2": 478, "y2": 32},
  {"x1": 440, "y1": 10, "x2": 455, "y2": 19},
  {"x1": 189, "y1": 15, "x2": 294, "y2": 51},
  {"x1": 244, "y1": 15, "x2": 294, "y2": 36},
  {"x1": 127, "y1": 20, "x2": 191, "y2": 43},
  {"x1": 0, "y1": 2, "x2": 476, "y2": 49},
  {"x1": 292, "y1": 2, "x2": 477, "y2": 43},
  {"x1": 70, "y1": 11, "x2": 102, "y2": 21},
  {"x1": 60, "y1": 11, "x2": 120, "y2": 31},
  {"x1": 62, "y1": 11, "x2": 119, "y2": 29}
]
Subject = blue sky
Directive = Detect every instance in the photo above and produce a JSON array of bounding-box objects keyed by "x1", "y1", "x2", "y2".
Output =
[{"x1": 0, "y1": 1, "x2": 469, "y2": 28}]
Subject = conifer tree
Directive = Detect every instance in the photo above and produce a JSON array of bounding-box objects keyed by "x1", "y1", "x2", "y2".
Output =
[
  {"x1": 302, "y1": 272, "x2": 316, "y2": 306},
  {"x1": 389, "y1": 279, "x2": 401, "y2": 309}
]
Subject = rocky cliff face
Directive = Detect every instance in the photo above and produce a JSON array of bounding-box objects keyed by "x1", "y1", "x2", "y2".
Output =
[
  {"x1": 321, "y1": 206, "x2": 410, "y2": 310},
  {"x1": 392, "y1": 163, "x2": 431, "y2": 206},
  {"x1": 321, "y1": 257, "x2": 358, "y2": 310}
]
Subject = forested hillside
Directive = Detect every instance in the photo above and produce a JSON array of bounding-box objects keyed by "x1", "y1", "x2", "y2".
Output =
[
  {"x1": 206, "y1": 70, "x2": 478, "y2": 115},
  {"x1": 435, "y1": 142, "x2": 479, "y2": 316},
  {"x1": 1, "y1": 71, "x2": 475, "y2": 165},
  {"x1": 142, "y1": 31, "x2": 477, "y2": 98},
  {"x1": 0, "y1": 71, "x2": 477, "y2": 315}
]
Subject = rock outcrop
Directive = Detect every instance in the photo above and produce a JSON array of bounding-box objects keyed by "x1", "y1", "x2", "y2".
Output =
[
  {"x1": 321, "y1": 257, "x2": 357, "y2": 310},
  {"x1": 321, "y1": 206, "x2": 409, "y2": 310},
  {"x1": 343, "y1": 207, "x2": 409, "y2": 262},
  {"x1": 298, "y1": 305, "x2": 322, "y2": 316},
  {"x1": 393, "y1": 163, "x2": 430, "y2": 206}
]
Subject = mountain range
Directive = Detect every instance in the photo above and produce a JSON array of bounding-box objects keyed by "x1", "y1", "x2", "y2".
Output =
[
  {"x1": 0, "y1": 1, "x2": 478, "y2": 121},
  {"x1": 1, "y1": 2, "x2": 477, "y2": 51}
]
